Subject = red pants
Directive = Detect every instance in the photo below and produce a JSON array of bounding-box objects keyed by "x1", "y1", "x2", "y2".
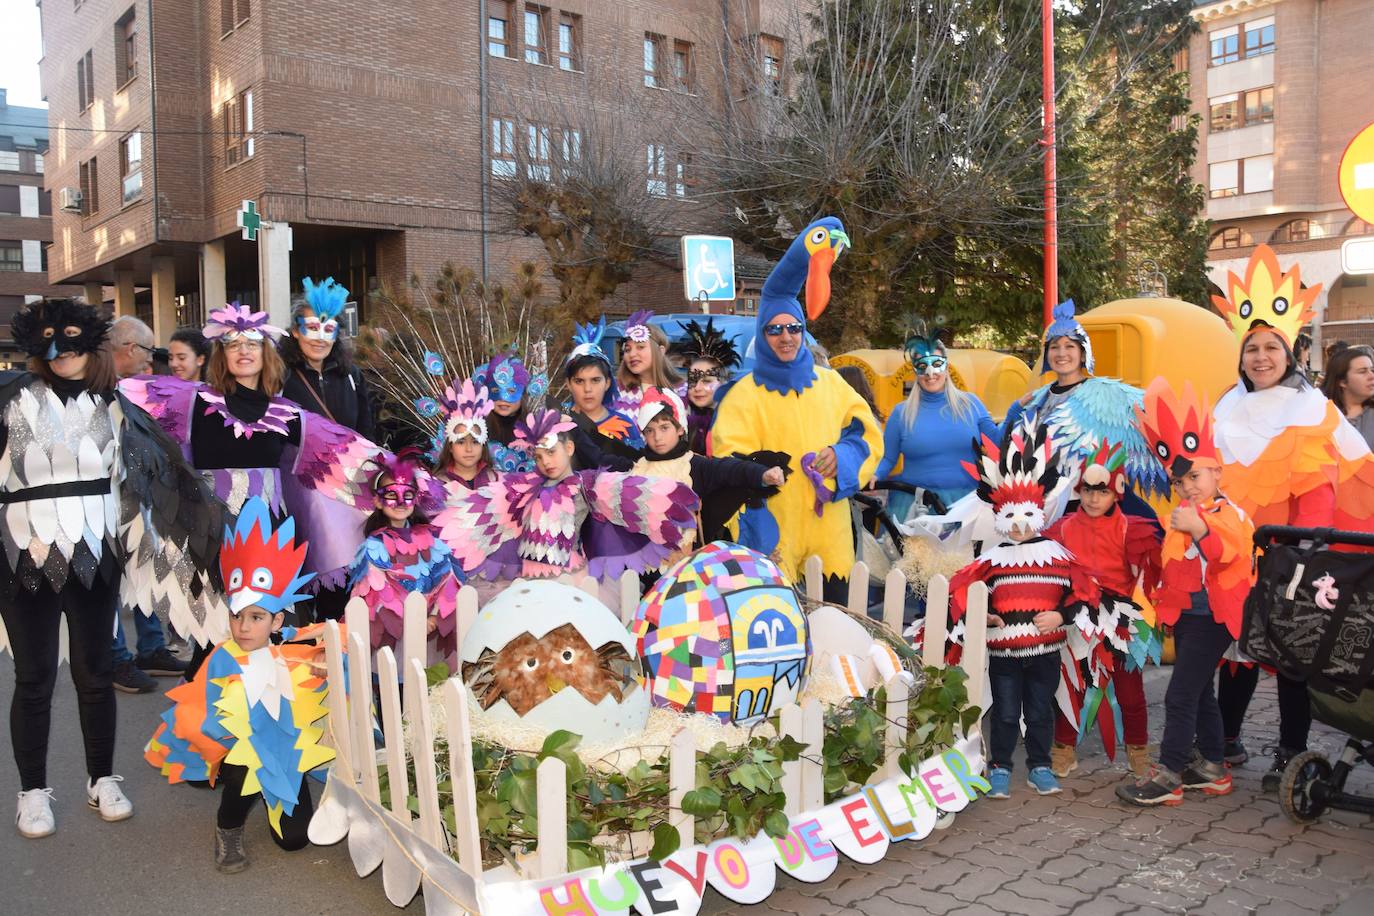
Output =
[{"x1": 1055, "y1": 666, "x2": 1149, "y2": 747}]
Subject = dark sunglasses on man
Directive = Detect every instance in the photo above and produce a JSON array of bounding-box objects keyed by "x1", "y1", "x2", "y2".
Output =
[{"x1": 763, "y1": 322, "x2": 804, "y2": 337}]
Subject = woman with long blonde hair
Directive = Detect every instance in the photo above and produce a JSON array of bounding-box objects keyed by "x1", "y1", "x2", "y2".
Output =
[{"x1": 874, "y1": 326, "x2": 999, "y2": 520}]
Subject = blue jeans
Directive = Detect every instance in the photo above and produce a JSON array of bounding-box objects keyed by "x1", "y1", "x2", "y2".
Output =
[
  {"x1": 987, "y1": 652, "x2": 1060, "y2": 773},
  {"x1": 111, "y1": 610, "x2": 166, "y2": 665}
]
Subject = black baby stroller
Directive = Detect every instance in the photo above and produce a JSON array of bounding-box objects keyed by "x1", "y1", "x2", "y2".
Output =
[{"x1": 1240, "y1": 525, "x2": 1374, "y2": 824}]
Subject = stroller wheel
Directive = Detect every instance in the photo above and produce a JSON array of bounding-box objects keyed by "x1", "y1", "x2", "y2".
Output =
[{"x1": 1279, "y1": 751, "x2": 1332, "y2": 824}]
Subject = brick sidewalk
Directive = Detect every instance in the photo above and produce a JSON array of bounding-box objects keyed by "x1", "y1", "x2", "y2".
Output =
[{"x1": 708, "y1": 672, "x2": 1374, "y2": 916}]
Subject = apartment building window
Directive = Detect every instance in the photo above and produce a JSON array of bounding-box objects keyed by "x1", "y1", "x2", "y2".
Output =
[
  {"x1": 646, "y1": 144, "x2": 667, "y2": 197},
  {"x1": 0, "y1": 242, "x2": 22, "y2": 273},
  {"x1": 1244, "y1": 87, "x2": 1274, "y2": 124},
  {"x1": 644, "y1": 34, "x2": 664, "y2": 88},
  {"x1": 1244, "y1": 154, "x2": 1273, "y2": 193},
  {"x1": 220, "y1": 0, "x2": 249, "y2": 35},
  {"x1": 34, "y1": 152, "x2": 44, "y2": 174},
  {"x1": 77, "y1": 49, "x2": 94, "y2": 111},
  {"x1": 120, "y1": 131, "x2": 142, "y2": 203},
  {"x1": 526, "y1": 124, "x2": 552, "y2": 180},
  {"x1": 0, "y1": 186, "x2": 18, "y2": 214},
  {"x1": 1209, "y1": 94, "x2": 1239, "y2": 132},
  {"x1": 1209, "y1": 161, "x2": 1238, "y2": 198},
  {"x1": 1209, "y1": 27, "x2": 1239, "y2": 66},
  {"x1": 1245, "y1": 17, "x2": 1275, "y2": 57},
  {"x1": 223, "y1": 90, "x2": 254, "y2": 167},
  {"x1": 115, "y1": 7, "x2": 137, "y2": 86},
  {"x1": 559, "y1": 128, "x2": 581, "y2": 172},
  {"x1": 488, "y1": 1, "x2": 513, "y2": 57},
  {"x1": 490, "y1": 117, "x2": 516, "y2": 177},
  {"x1": 558, "y1": 13, "x2": 581, "y2": 71},
  {"x1": 1274, "y1": 218, "x2": 1310, "y2": 243},
  {"x1": 0, "y1": 150, "x2": 18, "y2": 172},
  {"x1": 673, "y1": 154, "x2": 690, "y2": 198},
  {"x1": 524, "y1": 5, "x2": 549, "y2": 65},
  {"x1": 1209, "y1": 227, "x2": 1251, "y2": 250},
  {"x1": 761, "y1": 35, "x2": 784, "y2": 96},
  {"x1": 672, "y1": 40, "x2": 695, "y2": 92},
  {"x1": 79, "y1": 157, "x2": 99, "y2": 215}
]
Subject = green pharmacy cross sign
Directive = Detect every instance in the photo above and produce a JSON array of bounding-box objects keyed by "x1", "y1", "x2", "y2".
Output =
[{"x1": 236, "y1": 200, "x2": 261, "y2": 241}]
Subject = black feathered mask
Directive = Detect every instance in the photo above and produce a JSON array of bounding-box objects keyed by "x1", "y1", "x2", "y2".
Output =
[{"x1": 11, "y1": 299, "x2": 110, "y2": 360}]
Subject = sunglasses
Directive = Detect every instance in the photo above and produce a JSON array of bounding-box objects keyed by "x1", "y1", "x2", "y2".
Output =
[
  {"x1": 380, "y1": 486, "x2": 417, "y2": 507},
  {"x1": 764, "y1": 323, "x2": 804, "y2": 337},
  {"x1": 687, "y1": 369, "x2": 722, "y2": 385}
]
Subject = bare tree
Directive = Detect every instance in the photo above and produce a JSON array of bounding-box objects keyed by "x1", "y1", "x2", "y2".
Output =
[{"x1": 489, "y1": 55, "x2": 707, "y2": 325}]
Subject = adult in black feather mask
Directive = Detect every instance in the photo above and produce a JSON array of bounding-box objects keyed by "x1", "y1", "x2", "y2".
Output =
[
  {"x1": 668, "y1": 318, "x2": 740, "y2": 454},
  {"x1": 2, "y1": 298, "x2": 226, "y2": 840}
]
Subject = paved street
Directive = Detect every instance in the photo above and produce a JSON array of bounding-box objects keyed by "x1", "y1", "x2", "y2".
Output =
[{"x1": 2, "y1": 620, "x2": 1371, "y2": 915}]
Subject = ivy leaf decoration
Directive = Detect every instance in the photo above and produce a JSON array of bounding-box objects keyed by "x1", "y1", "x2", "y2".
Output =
[
  {"x1": 648, "y1": 823, "x2": 681, "y2": 862},
  {"x1": 763, "y1": 810, "x2": 791, "y2": 839},
  {"x1": 681, "y1": 786, "x2": 723, "y2": 817}
]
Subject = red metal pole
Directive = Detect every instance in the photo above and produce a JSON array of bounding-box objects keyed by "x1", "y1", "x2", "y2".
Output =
[{"x1": 1041, "y1": 0, "x2": 1058, "y2": 329}]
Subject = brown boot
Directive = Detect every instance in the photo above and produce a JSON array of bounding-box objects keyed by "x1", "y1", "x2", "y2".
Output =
[
  {"x1": 1051, "y1": 742, "x2": 1078, "y2": 777},
  {"x1": 1126, "y1": 744, "x2": 1151, "y2": 778}
]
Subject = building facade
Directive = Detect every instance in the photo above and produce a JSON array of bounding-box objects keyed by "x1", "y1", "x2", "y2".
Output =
[
  {"x1": 39, "y1": 0, "x2": 792, "y2": 342},
  {"x1": 1190, "y1": 0, "x2": 1374, "y2": 353},
  {"x1": 1, "y1": 88, "x2": 81, "y2": 362}
]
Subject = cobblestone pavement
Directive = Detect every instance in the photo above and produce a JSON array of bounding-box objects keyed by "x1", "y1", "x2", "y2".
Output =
[{"x1": 707, "y1": 671, "x2": 1374, "y2": 916}]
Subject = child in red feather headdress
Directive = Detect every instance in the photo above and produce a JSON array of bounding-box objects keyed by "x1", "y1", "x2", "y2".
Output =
[{"x1": 1116, "y1": 379, "x2": 1254, "y2": 807}]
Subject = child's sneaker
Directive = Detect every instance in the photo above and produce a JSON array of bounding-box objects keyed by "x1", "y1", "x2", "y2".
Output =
[
  {"x1": 86, "y1": 776, "x2": 133, "y2": 822},
  {"x1": 15, "y1": 788, "x2": 55, "y2": 839},
  {"x1": 1051, "y1": 742, "x2": 1078, "y2": 777},
  {"x1": 1116, "y1": 765, "x2": 1183, "y2": 807},
  {"x1": 1026, "y1": 767, "x2": 1062, "y2": 796},
  {"x1": 215, "y1": 825, "x2": 249, "y2": 873},
  {"x1": 1126, "y1": 744, "x2": 1152, "y2": 778},
  {"x1": 1181, "y1": 758, "x2": 1233, "y2": 795},
  {"x1": 987, "y1": 767, "x2": 1011, "y2": 799}
]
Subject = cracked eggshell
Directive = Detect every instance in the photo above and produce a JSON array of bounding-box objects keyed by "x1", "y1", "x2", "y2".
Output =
[{"x1": 461, "y1": 579, "x2": 649, "y2": 744}]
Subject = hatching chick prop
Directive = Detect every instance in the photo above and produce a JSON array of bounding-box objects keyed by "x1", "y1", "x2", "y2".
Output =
[
  {"x1": 144, "y1": 498, "x2": 339, "y2": 837},
  {"x1": 468, "y1": 623, "x2": 632, "y2": 716},
  {"x1": 923, "y1": 422, "x2": 1098, "y2": 666},
  {"x1": 435, "y1": 409, "x2": 699, "y2": 580}
]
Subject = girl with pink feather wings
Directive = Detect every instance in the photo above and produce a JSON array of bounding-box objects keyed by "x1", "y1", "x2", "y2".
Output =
[
  {"x1": 434, "y1": 408, "x2": 700, "y2": 587},
  {"x1": 348, "y1": 451, "x2": 463, "y2": 662}
]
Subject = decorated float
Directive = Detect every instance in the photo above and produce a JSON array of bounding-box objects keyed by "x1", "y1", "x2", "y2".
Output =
[{"x1": 305, "y1": 544, "x2": 992, "y2": 914}]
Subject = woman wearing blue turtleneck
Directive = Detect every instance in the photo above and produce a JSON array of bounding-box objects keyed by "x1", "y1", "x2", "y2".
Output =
[{"x1": 875, "y1": 328, "x2": 999, "y2": 521}]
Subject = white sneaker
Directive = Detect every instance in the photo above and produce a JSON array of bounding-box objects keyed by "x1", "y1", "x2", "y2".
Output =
[
  {"x1": 86, "y1": 775, "x2": 133, "y2": 822},
  {"x1": 16, "y1": 788, "x2": 56, "y2": 838}
]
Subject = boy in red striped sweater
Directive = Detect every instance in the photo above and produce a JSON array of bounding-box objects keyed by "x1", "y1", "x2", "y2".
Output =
[{"x1": 947, "y1": 423, "x2": 1099, "y2": 799}]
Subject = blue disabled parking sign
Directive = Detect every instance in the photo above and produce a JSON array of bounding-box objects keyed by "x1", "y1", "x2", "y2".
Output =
[{"x1": 681, "y1": 235, "x2": 736, "y2": 301}]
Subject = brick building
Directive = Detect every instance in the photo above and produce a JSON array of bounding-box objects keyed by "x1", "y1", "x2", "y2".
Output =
[
  {"x1": 40, "y1": 0, "x2": 793, "y2": 343},
  {"x1": 1, "y1": 88, "x2": 81, "y2": 362},
  {"x1": 1190, "y1": 0, "x2": 1374, "y2": 353}
]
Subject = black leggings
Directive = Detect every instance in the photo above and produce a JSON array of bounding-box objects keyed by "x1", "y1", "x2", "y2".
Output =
[
  {"x1": 1218, "y1": 664, "x2": 1312, "y2": 750},
  {"x1": 216, "y1": 763, "x2": 315, "y2": 850},
  {"x1": 0, "y1": 577, "x2": 119, "y2": 790}
]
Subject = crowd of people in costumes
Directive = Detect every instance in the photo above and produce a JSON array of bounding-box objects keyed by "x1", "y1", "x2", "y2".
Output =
[{"x1": 2, "y1": 220, "x2": 1371, "y2": 881}]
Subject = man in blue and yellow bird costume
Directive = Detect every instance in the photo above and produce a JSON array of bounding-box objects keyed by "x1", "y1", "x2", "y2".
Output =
[{"x1": 711, "y1": 217, "x2": 884, "y2": 598}]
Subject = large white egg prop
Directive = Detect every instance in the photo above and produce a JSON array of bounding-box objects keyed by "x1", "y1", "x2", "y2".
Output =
[{"x1": 459, "y1": 580, "x2": 649, "y2": 744}]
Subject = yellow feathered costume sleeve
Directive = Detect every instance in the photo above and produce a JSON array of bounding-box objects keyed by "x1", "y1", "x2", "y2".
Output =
[{"x1": 711, "y1": 367, "x2": 883, "y2": 580}]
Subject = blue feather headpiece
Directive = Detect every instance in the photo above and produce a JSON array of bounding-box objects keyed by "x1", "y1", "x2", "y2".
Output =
[
  {"x1": 302, "y1": 276, "x2": 349, "y2": 322},
  {"x1": 565, "y1": 317, "x2": 616, "y2": 405},
  {"x1": 219, "y1": 497, "x2": 315, "y2": 616},
  {"x1": 1041, "y1": 299, "x2": 1094, "y2": 375}
]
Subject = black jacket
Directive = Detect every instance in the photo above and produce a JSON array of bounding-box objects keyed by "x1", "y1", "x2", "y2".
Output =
[{"x1": 281, "y1": 351, "x2": 375, "y2": 439}]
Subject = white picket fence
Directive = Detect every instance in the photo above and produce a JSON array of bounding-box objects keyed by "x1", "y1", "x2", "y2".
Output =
[{"x1": 309, "y1": 559, "x2": 990, "y2": 914}]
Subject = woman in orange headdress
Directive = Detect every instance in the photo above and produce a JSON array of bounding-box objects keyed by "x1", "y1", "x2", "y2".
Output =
[{"x1": 1209, "y1": 244, "x2": 1374, "y2": 790}]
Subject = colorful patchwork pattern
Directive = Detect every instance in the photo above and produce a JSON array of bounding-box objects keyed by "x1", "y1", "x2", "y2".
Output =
[{"x1": 631, "y1": 541, "x2": 811, "y2": 724}]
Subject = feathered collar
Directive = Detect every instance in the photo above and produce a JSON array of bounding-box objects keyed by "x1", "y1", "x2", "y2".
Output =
[
  {"x1": 200, "y1": 385, "x2": 299, "y2": 439},
  {"x1": 1213, "y1": 383, "x2": 1329, "y2": 466},
  {"x1": 982, "y1": 537, "x2": 1072, "y2": 568}
]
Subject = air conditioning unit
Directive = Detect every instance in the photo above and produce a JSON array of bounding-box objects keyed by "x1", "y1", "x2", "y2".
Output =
[{"x1": 59, "y1": 187, "x2": 83, "y2": 212}]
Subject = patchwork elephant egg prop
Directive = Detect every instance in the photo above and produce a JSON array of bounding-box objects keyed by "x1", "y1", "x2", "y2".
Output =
[
  {"x1": 460, "y1": 580, "x2": 649, "y2": 744},
  {"x1": 631, "y1": 541, "x2": 811, "y2": 724}
]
